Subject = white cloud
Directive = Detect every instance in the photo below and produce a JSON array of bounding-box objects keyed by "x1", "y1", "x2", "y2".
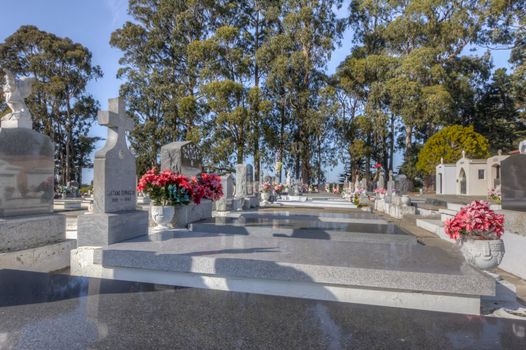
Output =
[{"x1": 106, "y1": 0, "x2": 129, "y2": 26}]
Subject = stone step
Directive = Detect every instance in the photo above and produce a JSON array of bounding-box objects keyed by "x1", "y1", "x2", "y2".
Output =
[
  {"x1": 439, "y1": 208, "x2": 458, "y2": 223},
  {"x1": 70, "y1": 232, "x2": 497, "y2": 315},
  {"x1": 447, "y1": 203, "x2": 464, "y2": 211},
  {"x1": 416, "y1": 219, "x2": 456, "y2": 242}
]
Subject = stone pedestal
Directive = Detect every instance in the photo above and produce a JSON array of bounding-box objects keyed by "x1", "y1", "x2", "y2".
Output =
[
  {"x1": 1, "y1": 214, "x2": 66, "y2": 251},
  {"x1": 78, "y1": 211, "x2": 148, "y2": 246},
  {"x1": 171, "y1": 199, "x2": 213, "y2": 228}
]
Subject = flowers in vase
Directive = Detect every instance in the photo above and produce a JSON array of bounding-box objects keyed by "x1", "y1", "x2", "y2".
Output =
[
  {"x1": 274, "y1": 183, "x2": 284, "y2": 194},
  {"x1": 137, "y1": 168, "x2": 223, "y2": 206},
  {"x1": 444, "y1": 200, "x2": 504, "y2": 241},
  {"x1": 194, "y1": 173, "x2": 223, "y2": 203},
  {"x1": 137, "y1": 168, "x2": 193, "y2": 206},
  {"x1": 261, "y1": 182, "x2": 272, "y2": 193}
]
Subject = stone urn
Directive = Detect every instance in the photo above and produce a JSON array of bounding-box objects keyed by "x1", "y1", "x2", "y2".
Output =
[
  {"x1": 460, "y1": 239, "x2": 505, "y2": 270},
  {"x1": 151, "y1": 205, "x2": 175, "y2": 229},
  {"x1": 400, "y1": 195, "x2": 411, "y2": 206},
  {"x1": 261, "y1": 192, "x2": 271, "y2": 202}
]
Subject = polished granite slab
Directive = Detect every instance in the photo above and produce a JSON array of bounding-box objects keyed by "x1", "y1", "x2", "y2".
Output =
[
  {"x1": 0, "y1": 269, "x2": 524, "y2": 350},
  {"x1": 197, "y1": 217, "x2": 406, "y2": 235},
  {"x1": 238, "y1": 210, "x2": 380, "y2": 220},
  {"x1": 184, "y1": 226, "x2": 417, "y2": 244},
  {"x1": 101, "y1": 232, "x2": 494, "y2": 296}
]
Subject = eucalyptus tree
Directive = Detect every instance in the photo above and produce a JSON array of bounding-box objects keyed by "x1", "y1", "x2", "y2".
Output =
[
  {"x1": 0, "y1": 25, "x2": 102, "y2": 185},
  {"x1": 110, "y1": 0, "x2": 215, "y2": 175},
  {"x1": 259, "y1": 0, "x2": 344, "y2": 183}
]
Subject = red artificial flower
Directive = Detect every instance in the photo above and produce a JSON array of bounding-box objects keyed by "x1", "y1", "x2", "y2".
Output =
[{"x1": 444, "y1": 201, "x2": 504, "y2": 240}]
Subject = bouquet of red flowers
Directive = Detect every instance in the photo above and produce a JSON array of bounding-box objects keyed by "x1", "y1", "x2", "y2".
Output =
[
  {"x1": 194, "y1": 173, "x2": 223, "y2": 203},
  {"x1": 445, "y1": 201, "x2": 504, "y2": 241},
  {"x1": 137, "y1": 168, "x2": 193, "y2": 206}
]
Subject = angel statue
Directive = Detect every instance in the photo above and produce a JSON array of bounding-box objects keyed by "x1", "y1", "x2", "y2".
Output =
[{"x1": 2, "y1": 69, "x2": 35, "y2": 129}]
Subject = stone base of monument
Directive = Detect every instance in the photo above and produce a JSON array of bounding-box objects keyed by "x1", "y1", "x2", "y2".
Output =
[
  {"x1": 213, "y1": 198, "x2": 233, "y2": 212},
  {"x1": 0, "y1": 214, "x2": 74, "y2": 272},
  {"x1": 70, "y1": 231, "x2": 493, "y2": 315},
  {"x1": 171, "y1": 200, "x2": 213, "y2": 228},
  {"x1": 53, "y1": 199, "x2": 82, "y2": 210},
  {"x1": 246, "y1": 195, "x2": 259, "y2": 208},
  {"x1": 232, "y1": 198, "x2": 245, "y2": 211},
  {"x1": 1, "y1": 240, "x2": 76, "y2": 272},
  {"x1": 1, "y1": 214, "x2": 66, "y2": 251},
  {"x1": 77, "y1": 210, "x2": 149, "y2": 246}
]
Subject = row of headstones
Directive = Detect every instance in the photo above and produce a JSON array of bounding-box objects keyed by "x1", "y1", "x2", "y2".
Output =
[{"x1": 343, "y1": 170, "x2": 411, "y2": 195}]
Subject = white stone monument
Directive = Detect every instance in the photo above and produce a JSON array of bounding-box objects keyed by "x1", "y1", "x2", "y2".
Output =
[
  {"x1": 0, "y1": 70, "x2": 74, "y2": 272},
  {"x1": 77, "y1": 97, "x2": 148, "y2": 246}
]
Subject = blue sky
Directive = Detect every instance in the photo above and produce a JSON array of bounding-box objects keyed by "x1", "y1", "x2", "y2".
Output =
[{"x1": 1, "y1": 1, "x2": 510, "y2": 184}]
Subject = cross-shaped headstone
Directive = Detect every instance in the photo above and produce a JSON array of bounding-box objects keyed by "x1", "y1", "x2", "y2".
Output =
[
  {"x1": 97, "y1": 98, "x2": 134, "y2": 142},
  {"x1": 92, "y1": 97, "x2": 137, "y2": 213}
]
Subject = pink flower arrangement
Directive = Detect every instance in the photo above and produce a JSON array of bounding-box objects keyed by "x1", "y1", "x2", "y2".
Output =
[
  {"x1": 332, "y1": 186, "x2": 340, "y2": 194},
  {"x1": 444, "y1": 201, "x2": 504, "y2": 241},
  {"x1": 373, "y1": 163, "x2": 382, "y2": 169},
  {"x1": 274, "y1": 183, "x2": 284, "y2": 193},
  {"x1": 261, "y1": 182, "x2": 272, "y2": 193},
  {"x1": 374, "y1": 188, "x2": 386, "y2": 195}
]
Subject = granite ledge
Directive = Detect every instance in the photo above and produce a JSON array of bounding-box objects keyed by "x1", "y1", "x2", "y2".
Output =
[{"x1": 101, "y1": 244, "x2": 494, "y2": 297}]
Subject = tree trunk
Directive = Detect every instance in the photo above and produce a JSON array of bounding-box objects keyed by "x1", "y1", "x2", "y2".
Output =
[
  {"x1": 253, "y1": 9, "x2": 261, "y2": 191},
  {"x1": 389, "y1": 114, "x2": 395, "y2": 171},
  {"x1": 405, "y1": 123, "x2": 413, "y2": 154}
]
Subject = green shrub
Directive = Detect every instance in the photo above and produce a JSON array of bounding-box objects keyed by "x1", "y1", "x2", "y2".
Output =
[{"x1": 416, "y1": 125, "x2": 490, "y2": 175}]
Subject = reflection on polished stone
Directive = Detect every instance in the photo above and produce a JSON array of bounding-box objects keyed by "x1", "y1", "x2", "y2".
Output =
[
  {"x1": 0, "y1": 128, "x2": 54, "y2": 217},
  {"x1": 0, "y1": 269, "x2": 525, "y2": 349}
]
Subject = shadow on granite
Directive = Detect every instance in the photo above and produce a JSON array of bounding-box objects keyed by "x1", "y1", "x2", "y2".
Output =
[
  {"x1": 1, "y1": 269, "x2": 525, "y2": 349},
  {"x1": 0, "y1": 269, "x2": 162, "y2": 308}
]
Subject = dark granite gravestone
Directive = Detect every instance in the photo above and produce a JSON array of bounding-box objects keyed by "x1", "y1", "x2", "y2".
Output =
[
  {"x1": 160, "y1": 141, "x2": 202, "y2": 177},
  {"x1": 77, "y1": 97, "x2": 148, "y2": 246},
  {"x1": 501, "y1": 153, "x2": 526, "y2": 211}
]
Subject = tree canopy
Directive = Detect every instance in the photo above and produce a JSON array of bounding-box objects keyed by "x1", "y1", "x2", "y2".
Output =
[
  {"x1": 1, "y1": 0, "x2": 525, "y2": 188},
  {"x1": 416, "y1": 125, "x2": 490, "y2": 175},
  {"x1": 0, "y1": 25, "x2": 102, "y2": 186}
]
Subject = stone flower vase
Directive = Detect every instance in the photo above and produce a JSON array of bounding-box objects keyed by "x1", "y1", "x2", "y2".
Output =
[
  {"x1": 261, "y1": 192, "x2": 271, "y2": 202},
  {"x1": 460, "y1": 238, "x2": 505, "y2": 270},
  {"x1": 151, "y1": 205, "x2": 175, "y2": 229}
]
